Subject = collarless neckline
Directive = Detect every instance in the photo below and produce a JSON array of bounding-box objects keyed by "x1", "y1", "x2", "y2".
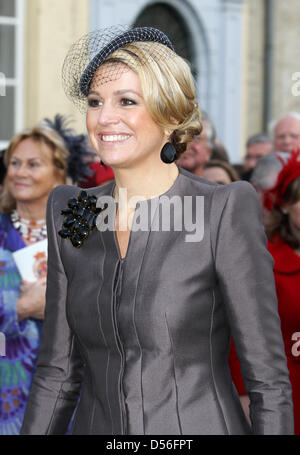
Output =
[
  {"x1": 110, "y1": 164, "x2": 181, "y2": 205},
  {"x1": 106, "y1": 165, "x2": 182, "y2": 261}
]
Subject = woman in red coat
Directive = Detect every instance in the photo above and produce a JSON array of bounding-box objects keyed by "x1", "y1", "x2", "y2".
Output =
[{"x1": 229, "y1": 150, "x2": 300, "y2": 434}]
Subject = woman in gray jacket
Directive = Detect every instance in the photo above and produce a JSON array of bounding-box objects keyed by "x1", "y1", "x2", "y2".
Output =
[{"x1": 20, "y1": 26, "x2": 293, "y2": 435}]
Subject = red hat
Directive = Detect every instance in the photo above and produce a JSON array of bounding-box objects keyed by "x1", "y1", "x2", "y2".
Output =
[
  {"x1": 79, "y1": 162, "x2": 114, "y2": 188},
  {"x1": 262, "y1": 149, "x2": 300, "y2": 211}
]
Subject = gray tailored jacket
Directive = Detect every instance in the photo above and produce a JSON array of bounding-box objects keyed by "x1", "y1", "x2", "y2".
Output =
[{"x1": 20, "y1": 166, "x2": 294, "y2": 435}]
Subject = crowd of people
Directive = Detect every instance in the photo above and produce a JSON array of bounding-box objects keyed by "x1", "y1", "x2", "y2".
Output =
[
  {"x1": 0, "y1": 25, "x2": 299, "y2": 435},
  {"x1": 178, "y1": 110, "x2": 300, "y2": 435}
]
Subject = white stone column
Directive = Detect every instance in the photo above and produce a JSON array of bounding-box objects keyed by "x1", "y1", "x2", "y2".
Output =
[{"x1": 218, "y1": 0, "x2": 247, "y2": 163}]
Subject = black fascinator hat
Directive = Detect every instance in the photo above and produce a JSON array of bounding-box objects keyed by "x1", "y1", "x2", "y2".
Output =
[
  {"x1": 79, "y1": 27, "x2": 174, "y2": 96},
  {"x1": 62, "y1": 25, "x2": 175, "y2": 112},
  {"x1": 42, "y1": 114, "x2": 94, "y2": 183}
]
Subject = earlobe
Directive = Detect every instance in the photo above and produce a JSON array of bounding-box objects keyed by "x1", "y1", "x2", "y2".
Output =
[{"x1": 164, "y1": 129, "x2": 172, "y2": 140}]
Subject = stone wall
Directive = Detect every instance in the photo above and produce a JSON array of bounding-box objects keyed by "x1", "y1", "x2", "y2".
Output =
[
  {"x1": 272, "y1": 0, "x2": 300, "y2": 121},
  {"x1": 243, "y1": 0, "x2": 265, "y2": 143},
  {"x1": 243, "y1": 0, "x2": 300, "y2": 147},
  {"x1": 24, "y1": 0, "x2": 89, "y2": 132}
]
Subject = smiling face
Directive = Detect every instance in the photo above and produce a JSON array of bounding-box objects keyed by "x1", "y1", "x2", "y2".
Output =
[
  {"x1": 86, "y1": 63, "x2": 169, "y2": 169},
  {"x1": 6, "y1": 137, "x2": 60, "y2": 205}
]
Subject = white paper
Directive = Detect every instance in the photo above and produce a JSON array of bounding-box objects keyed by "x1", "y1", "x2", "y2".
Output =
[{"x1": 12, "y1": 239, "x2": 48, "y2": 282}]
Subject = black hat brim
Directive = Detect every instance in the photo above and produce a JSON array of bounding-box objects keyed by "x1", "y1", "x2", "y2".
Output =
[{"x1": 78, "y1": 27, "x2": 174, "y2": 96}]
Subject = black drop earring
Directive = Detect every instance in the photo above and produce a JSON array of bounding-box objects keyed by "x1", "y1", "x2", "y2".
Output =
[
  {"x1": 100, "y1": 160, "x2": 104, "y2": 166},
  {"x1": 160, "y1": 142, "x2": 177, "y2": 164}
]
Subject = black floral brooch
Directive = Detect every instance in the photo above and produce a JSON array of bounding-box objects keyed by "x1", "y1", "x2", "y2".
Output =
[{"x1": 58, "y1": 190, "x2": 107, "y2": 248}]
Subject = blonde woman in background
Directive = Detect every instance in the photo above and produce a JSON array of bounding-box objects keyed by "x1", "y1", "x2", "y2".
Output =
[{"x1": 0, "y1": 116, "x2": 91, "y2": 435}]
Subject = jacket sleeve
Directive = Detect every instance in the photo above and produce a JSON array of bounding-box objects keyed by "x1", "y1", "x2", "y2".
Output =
[
  {"x1": 228, "y1": 338, "x2": 247, "y2": 395},
  {"x1": 211, "y1": 181, "x2": 294, "y2": 435},
  {"x1": 20, "y1": 187, "x2": 84, "y2": 435}
]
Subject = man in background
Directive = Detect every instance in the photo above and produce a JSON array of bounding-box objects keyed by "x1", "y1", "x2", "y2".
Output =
[
  {"x1": 242, "y1": 133, "x2": 272, "y2": 180},
  {"x1": 177, "y1": 111, "x2": 216, "y2": 176},
  {"x1": 269, "y1": 111, "x2": 300, "y2": 153}
]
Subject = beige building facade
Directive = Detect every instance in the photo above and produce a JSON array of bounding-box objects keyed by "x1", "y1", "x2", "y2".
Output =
[
  {"x1": 24, "y1": 0, "x2": 89, "y2": 134},
  {"x1": 272, "y1": 0, "x2": 300, "y2": 119},
  {"x1": 243, "y1": 0, "x2": 300, "y2": 142},
  {"x1": 1, "y1": 0, "x2": 300, "y2": 162}
]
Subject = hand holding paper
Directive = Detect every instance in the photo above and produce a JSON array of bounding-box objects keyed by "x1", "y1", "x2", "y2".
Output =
[
  {"x1": 12, "y1": 239, "x2": 48, "y2": 282},
  {"x1": 12, "y1": 239, "x2": 48, "y2": 321}
]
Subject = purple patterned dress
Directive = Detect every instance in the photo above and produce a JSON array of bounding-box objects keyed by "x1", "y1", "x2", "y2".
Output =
[{"x1": 0, "y1": 213, "x2": 42, "y2": 435}]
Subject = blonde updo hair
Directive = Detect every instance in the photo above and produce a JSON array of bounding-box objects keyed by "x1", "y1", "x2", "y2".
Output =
[
  {"x1": 103, "y1": 42, "x2": 202, "y2": 158},
  {"x1": 0, "y1": 125, "x2": 69, "y2": 213}
]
